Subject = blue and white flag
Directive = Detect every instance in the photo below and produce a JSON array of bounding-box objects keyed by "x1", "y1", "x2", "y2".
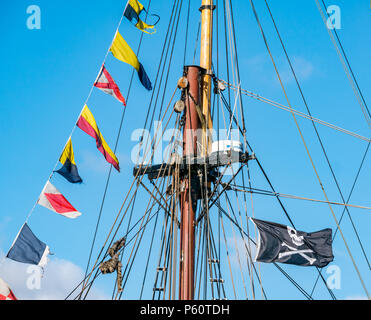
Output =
[{"x1": 6, "y1": 223, "x2": 50, "y2": 268}]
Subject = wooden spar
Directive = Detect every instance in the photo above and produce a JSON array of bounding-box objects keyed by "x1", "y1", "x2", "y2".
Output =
[
  {"x1": 200, "y1": 0, "x2": 214, "y2": 156},
  {"x1": 179, "y1": 0, "x2": 214, "y2": 300},
  {"x1": 179, "y1": 66, "x2": 200, "y2": 300}
]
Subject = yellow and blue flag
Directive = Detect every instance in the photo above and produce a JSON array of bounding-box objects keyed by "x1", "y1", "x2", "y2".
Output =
[
  {"x1": 110, "y1": 31, "x2": 152, "y2": 91},
  {"x1": 124, "y1": 0, "x2": 159, "y2": 34},
  {"x1": 55, "y1": 138, "x2": 83, "y2": 183}
]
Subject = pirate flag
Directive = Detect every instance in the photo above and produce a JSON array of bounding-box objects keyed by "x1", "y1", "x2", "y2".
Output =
[{"x1": 251, "y1": 218, "x2": 334, "y2": 268}]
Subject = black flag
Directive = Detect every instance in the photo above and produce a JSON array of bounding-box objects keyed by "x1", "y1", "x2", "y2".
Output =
[{"x1": 251, "y1": 218, "x2": 334, "y2": 268}]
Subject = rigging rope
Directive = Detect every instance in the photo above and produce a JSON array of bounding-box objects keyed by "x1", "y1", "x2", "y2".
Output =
[
  {"x1": 65, "y1": 196, "x2": 165, "y2": 300},
  {"x1": 310, "y1": 141, "x2": 370, "y2": 295},
  {"x1": 220, "y1": 80, "x2": 370, "y2": 143},
  {"x1": 264, "y1": 0, "x2": 371, "y2": 271},
  {"x1": 77, "y1": 91, "x2": 178, "y2": 299},
  {"x1": 117, "y1": 119, "x2": 182, "y2": 299},
  {"x1": 99, "y1": 237, "x2": 126, "y2": 293},
  {"x1": 227, "y1": 184, "x2": 371, "y2": 211},
  {"x1": 321, "y1": 0, "x2": 371, "y2": 120},
  {"x1": 77, "y1": 1, "x2": 185, "y2": 286},
  {"x1": 249, "y1": 0, "x2": 369, "y2": 299},
  {"x1": 315, "y1": 0, "x2": 371, "y2": 130}
]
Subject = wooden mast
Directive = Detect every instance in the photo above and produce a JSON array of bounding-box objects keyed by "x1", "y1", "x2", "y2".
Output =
[
  {"x1": 179, "y1": 66, "x2": 200, "y2": 300},
  {"x1": 200, "y1": 0, "x2": 214, "y2": 155},
  {"x1": 179, "y1": 0, "x2": 214, "y2": 300}
]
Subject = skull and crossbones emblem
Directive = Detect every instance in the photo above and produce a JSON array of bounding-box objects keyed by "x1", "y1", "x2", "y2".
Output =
[{"x1": 278, "y1": 226, "x2": 316, "y2": 265}]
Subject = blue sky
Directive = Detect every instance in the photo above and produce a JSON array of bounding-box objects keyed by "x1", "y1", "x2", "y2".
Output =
[{"x1": 0, "y1": 0, "x2": 370, "y2": 300}]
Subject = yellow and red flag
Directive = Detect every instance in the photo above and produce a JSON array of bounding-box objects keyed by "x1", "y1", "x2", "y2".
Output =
[{"x1": 77, "y1": 105, "x2": 120, "y2": 172}]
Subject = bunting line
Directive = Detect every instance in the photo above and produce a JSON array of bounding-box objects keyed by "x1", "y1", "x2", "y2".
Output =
[
  {"x1": 3, "y1": 0, "x2": 139, "y2": 255},
  {"x1": 1, "y1": 0, "x2": 157, "y2": 284}
]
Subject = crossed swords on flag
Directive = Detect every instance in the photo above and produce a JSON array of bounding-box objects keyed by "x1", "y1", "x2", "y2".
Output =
[{"x1": 278, "y1": 242, "x2": 316, "y2": 265}]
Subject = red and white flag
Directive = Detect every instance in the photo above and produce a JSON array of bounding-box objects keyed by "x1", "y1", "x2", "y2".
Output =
[
  {"x1": 0, "y1": 278, "x2": 17, "y2": 300},
  {"x1": 94, "y1": 65, "x2": 126, "y2": 106},
  {"x1": 37, "y1": 181, "x2": 82, "y2": 219}
]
